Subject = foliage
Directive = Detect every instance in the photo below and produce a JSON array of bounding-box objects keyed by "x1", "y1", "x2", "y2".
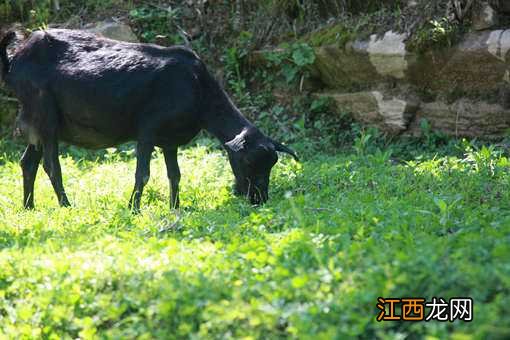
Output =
[
  {"x1": 408, "y1": 17, "x2": 462, "y2": 52},
  {"x1": 302, "y1": 6, "x2": 406, "y2": 47},
  {"x1": 0, "y1": 0, "x2": 131, "y2": 29},
  {"x1": 302, "y1": 96, "x2": 356, "y2": 150},
  {"x1": 0, "y1": 137, "x2": 508, "y2": 338},
  {"x1": 0, "y1": 89, "x2": 17, "y2": 134},
  {"x1": 303, "y1": 23, "x2": 355, "y2": 47},
  {"x1": 264, "y1": 42, "x2": 315, "y2": 85},
  {"x1": 218, "y1": 40, "x2": 316, "y2": 146},
  {"x1": 267, "y1": 0, "x2": 405, "y2": 20},
  {"x1": 0, "y1": 0, "x2": 51, "y2": 30},
  {"x1": 223, "y1": 36, "x2": 316, "y2": 99},
  {"x1": 129, "y1": 5, "x2": 182, "y2": 45},
  {"x1": 223, "y1": 31, "x2": 254, "y2": 105}
]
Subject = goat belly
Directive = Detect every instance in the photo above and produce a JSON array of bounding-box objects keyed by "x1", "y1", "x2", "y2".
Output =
[{"x1": 58, "y1": 117, "x2": 132, "y2": 149}]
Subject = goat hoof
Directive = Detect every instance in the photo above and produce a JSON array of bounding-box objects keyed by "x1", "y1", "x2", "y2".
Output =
[{"x1": 129, "y1": 204, "x2": 141, "y2": 214}]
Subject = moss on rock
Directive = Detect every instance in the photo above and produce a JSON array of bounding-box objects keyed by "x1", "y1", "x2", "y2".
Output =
[{"x1": 302, "y1": 24, "x2": 354, "y2": 47}]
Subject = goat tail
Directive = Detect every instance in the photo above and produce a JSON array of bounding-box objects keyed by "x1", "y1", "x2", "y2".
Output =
[{"x1": 0, "y1": 31, "x2": 16, "y2": 80}]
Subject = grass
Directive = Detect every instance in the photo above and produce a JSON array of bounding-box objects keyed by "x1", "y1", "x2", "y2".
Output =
[{"x1": 0, "y1": 139, "x2": 509, "y2": 339}]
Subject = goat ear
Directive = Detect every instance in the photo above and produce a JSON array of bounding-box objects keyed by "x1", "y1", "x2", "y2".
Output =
[
  {"x1": 272, "y1": 140, "x2": 299, "y2": 162},
  {"x1": 225, "y1": 130, "x2": 248, "y2": 152}
]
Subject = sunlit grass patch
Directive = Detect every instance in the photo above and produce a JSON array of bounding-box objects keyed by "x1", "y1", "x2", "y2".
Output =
[{"x1": 0, "y1": 142, "x2": 509, "y2": 338}]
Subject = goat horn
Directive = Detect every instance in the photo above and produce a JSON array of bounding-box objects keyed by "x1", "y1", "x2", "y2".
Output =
[{"x1": 272, "y1": 140, "x2": 299, "y2": 162}]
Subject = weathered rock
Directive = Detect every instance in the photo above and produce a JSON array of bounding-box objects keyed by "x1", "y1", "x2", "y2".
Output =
[
  {"x1": 407, "y1": 30, "x2": 510, "y2": 97},
  {"x1": 254, "y1": 27, "x2": 510, "y2": 138},
  {"x1": 319, "y1": 90, "x2": 510, "y2": 138},
  {"x1": 85, "y1": 20, "x2": 138, "y2": 43},
  {"x1": 408, "y1": 99, "x2": 510, "y2": 138},
  {"x1": 487, "y1": 29, "x2": 510, "y2": 61},
  {"x1": 372, "y1": 91, "x2": 417, "y2": 130},
  {"x1": 311, "y1": 29, "x2": 510, "y2": 95},
  {"x1": 366, "y1": 31, "x2": 408, "y2": 79},
  {"x1": 406, "y1": 0, "x2": 418, "y2": 8},
  {"x1": 313, "y1": 31, "x2": 409, "y2": 89},
  {"x1": 472, "y1": 2, "x2": 498, "y2": 31},
  {"x1": 320, "y1": 91, "x2": 418, "y2": 133},
  {"x1": 314, "y1": 45, "x2": 383, "y2": 90}
]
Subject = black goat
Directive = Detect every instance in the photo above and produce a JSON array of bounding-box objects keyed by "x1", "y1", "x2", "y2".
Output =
[{"x1": 0, "y1": 29, "x2": 298, "y2": 211}]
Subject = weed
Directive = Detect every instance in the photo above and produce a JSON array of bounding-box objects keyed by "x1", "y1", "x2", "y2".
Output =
[
  {"x1": 263, "y1": 42, "x2": 315, "y2": 85},
  {"x1": 408, "y1": 17, "x2": 462, "y2": 52},
  {"x1": 129, "y1": 5, "x2": 182, "y2": 44}
]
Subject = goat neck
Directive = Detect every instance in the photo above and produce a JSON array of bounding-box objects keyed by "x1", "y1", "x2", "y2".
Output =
[{"x1": 200, "y1": 83, "x2": 256, "y2": 144}]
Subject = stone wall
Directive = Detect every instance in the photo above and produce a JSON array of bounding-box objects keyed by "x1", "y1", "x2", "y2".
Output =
[{"x1": 311, "y1": 27, "x2": 510, "y2": 138}]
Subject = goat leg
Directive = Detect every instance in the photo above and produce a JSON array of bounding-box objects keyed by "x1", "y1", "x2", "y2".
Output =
[
  {"x1": 163, "y1": 146, "x2": 181, "y2": 209},
  {"x1": 20, "y1": 144, "x2": 42, "y2": 209},
  {"x1": 42, "y1": 139, "x2": 70, "y2": 207},
  {"x1": 129, "y1": 142, "x2": 154, "y2": 213}
]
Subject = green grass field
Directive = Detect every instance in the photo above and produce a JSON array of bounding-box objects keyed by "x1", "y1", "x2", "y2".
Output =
[{"x1": 0, "y1": 140, "x2": 509, "y2": 339}]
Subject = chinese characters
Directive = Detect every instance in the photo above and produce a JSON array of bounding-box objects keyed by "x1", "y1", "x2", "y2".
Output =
[{"x1": 376, "y1": 297, "x2": 473, "y2": 322}]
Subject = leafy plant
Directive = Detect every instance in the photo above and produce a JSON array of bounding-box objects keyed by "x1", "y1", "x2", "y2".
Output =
[
  {"x1": 223, "y1": 31, "x2": 254, "y2": 105},
  {"x1": 409, "y1": 17, "x2": 460, "y2": 52},
  {"x1": 264, "y1": 42, "x2": 315, "y2": 85},
  {"x1": 129, "y1": 5, "x2": 182, "y2": 44},
  {"x1": 353, "y1": 129, "x2": 373, "y2": 156}
]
